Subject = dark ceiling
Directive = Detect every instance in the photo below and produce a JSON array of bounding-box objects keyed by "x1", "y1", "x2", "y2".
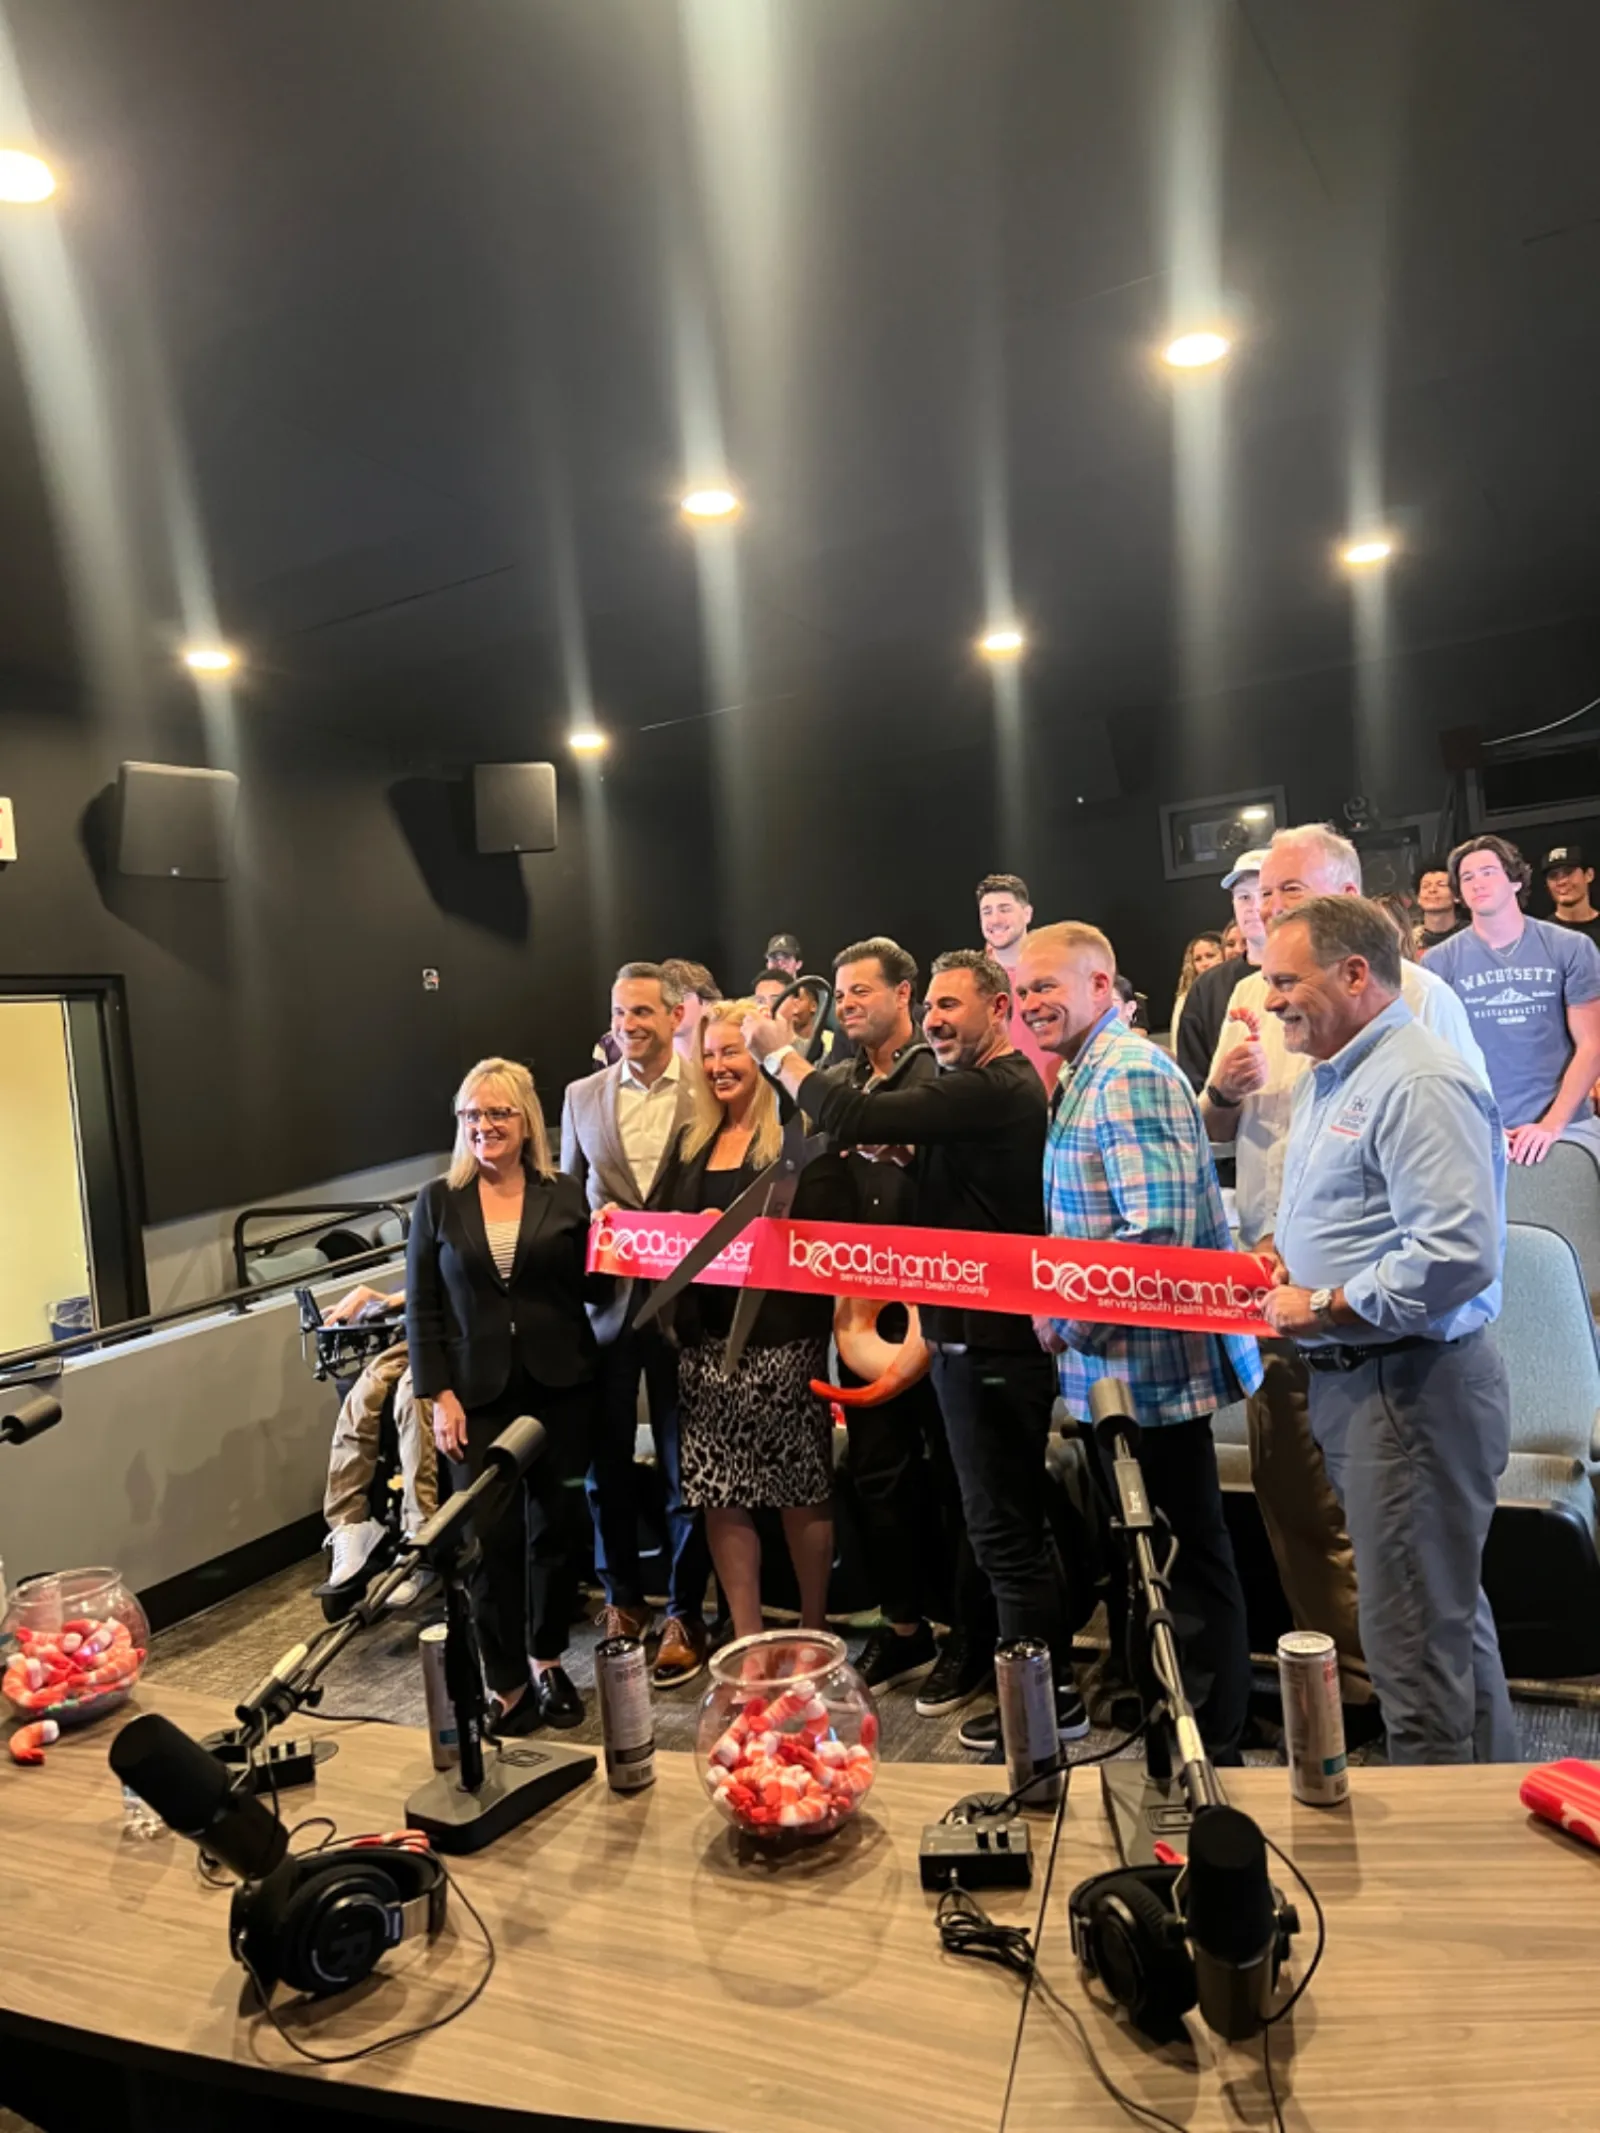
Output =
[{"x1": 3, "y1": 0, "x2": 1600, "y2": 769}]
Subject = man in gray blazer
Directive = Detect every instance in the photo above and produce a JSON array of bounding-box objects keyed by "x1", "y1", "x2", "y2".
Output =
[{"x1": 563, "y1": 961, "x2": 711, "y2": 1686}]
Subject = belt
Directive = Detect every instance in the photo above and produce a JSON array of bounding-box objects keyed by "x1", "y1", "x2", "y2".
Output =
[
  {"x1": 925, "y1": 1341, "x2": 969, "y2": 1357},
  {"x1": 1300, "y1": 1334, "x2": 1438, "y2": 1374}
]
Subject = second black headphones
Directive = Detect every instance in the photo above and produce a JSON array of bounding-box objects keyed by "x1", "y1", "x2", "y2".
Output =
[
  {"x1": 230, "y1": 1840, "x2": 448, "y2": 1998},
  {"x1": 1068, "y1": 1862, "x2": 1197, "y2": 2036}
]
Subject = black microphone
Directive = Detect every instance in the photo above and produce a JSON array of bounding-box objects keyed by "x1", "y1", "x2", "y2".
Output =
[
  {"x1": 1087, "y1": 1374, "x2": 1141, "y2": 1450},
  {"x1": 1183, "y1": 1805, "x2": 1280, "y2": 2040},
  {"x1": 1, "y1": 1392, "x2": 62, "y2": 1447},
  {"x1": 109, "y1": 1712, "x2": 288, "y2": 1878},
  {"x1": 409, "y1": 1413, "x2": 546, "y2": 1562}
]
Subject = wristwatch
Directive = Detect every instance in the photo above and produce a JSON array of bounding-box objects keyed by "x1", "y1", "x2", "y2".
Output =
[
  {"x1": 1203, "y1": 1081, "x2": 1241, "y2": 1110},
  {"x1": 762, "y1": 1044, "x2": 798, "y2": 1078},
  {"x1": 1309, "y1": 1287, "x2": 1339, "y2": 1334}
]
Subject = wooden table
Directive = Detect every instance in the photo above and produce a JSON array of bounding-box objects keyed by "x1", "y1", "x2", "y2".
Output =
[
  {"x1": 1004, "y1": 1762, "x2": 1600, "y2": 2132},
  {"x1": 0, "y1": 1685, "x2": 1053, "y2": 2133}
]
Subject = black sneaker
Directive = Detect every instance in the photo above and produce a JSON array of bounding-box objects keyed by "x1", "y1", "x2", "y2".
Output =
[
  {"x1": 956, "y1": 1685, "x2": 1090, "y2": 1754},
  {"x1": 856, "y1": 1620, "x2": 938, "y2": 1692},
  {"x1": 914, "y1": 1631, "x2": 994, "y2": 1717}
]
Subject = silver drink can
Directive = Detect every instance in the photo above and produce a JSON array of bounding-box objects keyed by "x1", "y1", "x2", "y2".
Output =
[
  {"x1": 595, "y1": 1634, "x2": 655, "y2": 1792},
  {"x1": 994, "y1": 1637, "x2": 1062, "y2": 1806},
  {"x1": 1277, "y1": 1630, "x2": 1349, "y2": 1806},
  {"x1": 419, "y1": 1623, "x2": 459, "y2": 1770}
]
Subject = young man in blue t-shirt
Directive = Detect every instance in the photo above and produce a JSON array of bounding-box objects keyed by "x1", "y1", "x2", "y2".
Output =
[{"x1": 1424, "y1": 834, "x2": 1600, "y2": 1165}]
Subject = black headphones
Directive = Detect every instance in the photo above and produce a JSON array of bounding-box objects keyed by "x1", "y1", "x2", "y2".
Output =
[
  {"x1": 230, "y1": 1841, "x2": 448, "y2": 1998},
  {"x1": 1068, "y1": 1863, "x2": 1197, "y2": 2036}
]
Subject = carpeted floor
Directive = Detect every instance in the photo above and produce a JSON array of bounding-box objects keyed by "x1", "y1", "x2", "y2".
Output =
[{"x1": 142, "y1": 1555, "x2": 1600, "y2": 1768}]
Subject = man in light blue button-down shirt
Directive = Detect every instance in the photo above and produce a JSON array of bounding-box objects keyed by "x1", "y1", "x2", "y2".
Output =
[{"x1": 1260, "y1": 896, "x2": 1516, "y2": 1764}]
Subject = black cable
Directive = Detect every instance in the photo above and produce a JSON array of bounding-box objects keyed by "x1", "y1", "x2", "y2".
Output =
[
  {"x1": 238, "y1": 1856, "x2": 496, "y2": 2066},
  {"x1": 1262, "y1": 2021, "x2": 1287, "y2": 2132},
  {"x1": 941, "y1": 1717, "x2": 1149, "y2": 1824},
  {"x1": 1261, "y1": 1829, "x2": 1326, "y2": 2025},
  {"x1": 934, "y1": 1883, "x2": 1188, "y2": 2133}
]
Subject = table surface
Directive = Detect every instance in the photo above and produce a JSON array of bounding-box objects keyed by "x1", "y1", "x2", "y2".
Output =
[
  {"x1": 4, "y1": 1688, "x2": 1595, "y2": 2133},
  {"x1": 0, "y1": 1684, "x2": 1052, "y2": 2133},
  {"x1": 1005, "y1": 1760, "x2": 1600, "y2": 2133}
]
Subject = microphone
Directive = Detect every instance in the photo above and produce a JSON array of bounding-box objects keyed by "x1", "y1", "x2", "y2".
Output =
[
  {"x1": 1088, "y1": 1374, "x2": 1141, "y2": 1449},
  {"x1": 1, "y1": 1393, "x2": 62, "y2": 1447},
  {"x1": 109, "y1": 1712, "x2": 288, "y2": 1879},
  {"x1": 1183, "y1": 1805, "x2": 1280, "y2": 2041},
  {"x1": 410, "y1": 1413, "x2": 546, "y2": 1561}
]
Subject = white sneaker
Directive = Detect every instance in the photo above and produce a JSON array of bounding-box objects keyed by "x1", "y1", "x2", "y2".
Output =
[
  {"x1": 385, "y1": 1564, "x2": 441, "y2": 1610},
  {"x1": 325, "y1": 1519, "x2": 386, "y2": 1589}
]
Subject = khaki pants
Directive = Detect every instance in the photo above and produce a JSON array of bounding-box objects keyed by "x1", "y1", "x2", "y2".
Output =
[
  {"x1": 323, "y1": 1343, "x2": 438, "y2": 1538},
  {"x1": 1246, "y1": 1341, "x2": 1372, "y2": 1704}
]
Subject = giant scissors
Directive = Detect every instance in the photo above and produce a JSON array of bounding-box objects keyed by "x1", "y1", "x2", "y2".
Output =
[{"x1": 631, "y1": 985, "x2": 836, "y2": 1375}]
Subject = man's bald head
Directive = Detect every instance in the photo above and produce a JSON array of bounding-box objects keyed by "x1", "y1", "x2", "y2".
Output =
[{"x1": 1015, "y1": 922, "x2": 1118, "y2": 1062}]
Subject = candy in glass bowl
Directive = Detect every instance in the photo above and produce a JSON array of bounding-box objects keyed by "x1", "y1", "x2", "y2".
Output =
[
  {"x1": 695, "y1": 1628, "x2": 879, "y2": 1844},
  {"x1": 1, "y1": 1567, "x2": 149, "y2": 1728}
]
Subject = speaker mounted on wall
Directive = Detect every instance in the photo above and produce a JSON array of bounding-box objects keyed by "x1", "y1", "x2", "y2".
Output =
[
  {"x1": 114, "y1": 762, "x2": 240, "y2": 880},
  {"x1": 473, "y1": 762, "x2": 558, "y2": 854}
]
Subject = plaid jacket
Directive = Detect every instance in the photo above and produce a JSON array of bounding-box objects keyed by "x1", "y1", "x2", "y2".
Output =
[{"x1": 1045, "y1": 1010, "x2": 1262, "y2": 1426}]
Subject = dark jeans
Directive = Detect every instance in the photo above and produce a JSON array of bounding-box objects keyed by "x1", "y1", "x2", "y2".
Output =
[
  {"x1": 845, "y1": 1368, "x2": 995, "y2": 1648},
  {"x1": 1094, "y1": 1414, "x2": 1251, "y2": 1763},
  {"x1": 450, "y1": 1370, "x2": 593, "y2": 1692},
  {"x1": 931, "y1": 1348, "x2": 1068, "y2": 1670},
  {"x1": 586, "y1": 1325, "x2": 709, "y2": 1620}
]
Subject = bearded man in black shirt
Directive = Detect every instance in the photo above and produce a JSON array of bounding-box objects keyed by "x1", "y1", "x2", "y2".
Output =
[{"x1": 745, "y1": 948, "x2": 1084, "y2": 1751}]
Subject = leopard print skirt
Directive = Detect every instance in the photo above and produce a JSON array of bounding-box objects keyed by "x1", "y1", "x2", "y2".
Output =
[{"x1": 677, "y1": 1336, "x2": 833, "y2": 1509}]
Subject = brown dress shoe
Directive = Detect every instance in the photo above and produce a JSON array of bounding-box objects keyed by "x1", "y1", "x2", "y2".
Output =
[
  {"x1": 651, "y1": 1614, "x2": 708, "y2": 1689},
  {"x1": 595, "y1": 1602, "x2": 652, "y2": 1643}
]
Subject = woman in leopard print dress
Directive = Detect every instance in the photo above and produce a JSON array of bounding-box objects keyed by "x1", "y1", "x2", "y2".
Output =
[{"x1": 656, "y1": 1000, "x2": 855, "y2": 1640}]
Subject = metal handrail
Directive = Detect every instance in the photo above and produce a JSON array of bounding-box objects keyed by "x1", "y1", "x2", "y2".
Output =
[
  {"x1": 230, "y1": 1196, "x2": 416, "y2": 1289},
  {"x1": 0, "y1": 1238, "x2": 409, "y2": 1382}
]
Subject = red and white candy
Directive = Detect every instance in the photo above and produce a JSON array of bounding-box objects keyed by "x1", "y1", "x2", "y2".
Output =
[
  {"x1": 705, "y1": 1689, "x2": 876, "y2": 1837},
  {"x1": 2, "y1": 1614, "x2": 144, "y2": 1726},
  {"x1": 9, "y1": 1720, "x2": 61, "y2": 1766}
]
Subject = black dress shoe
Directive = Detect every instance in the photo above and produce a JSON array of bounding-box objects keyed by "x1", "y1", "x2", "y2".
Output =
[
  {"x1": 488, "y1": 1688, "x2": 545, "y2": 1739},
  {"x1": 532, "y1": 1665, "x2": 584, "y2": 1729}
]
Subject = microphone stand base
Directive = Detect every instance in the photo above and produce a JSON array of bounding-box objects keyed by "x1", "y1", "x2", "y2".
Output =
[
  {"x1": 1101, "y1": 1762, "x2": 1196, "y2": 1867},
  {"x1": 406, "y1": 1740, "x2": 597, "y2": 1854}
]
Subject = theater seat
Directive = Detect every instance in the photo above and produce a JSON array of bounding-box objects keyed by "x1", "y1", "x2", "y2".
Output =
[
  {"x1": 1504, "y1": 1139, "x2": 1600, "y2": 1315},
  {"x1": 1483, "y1": 1221, "x2": 1600, "y2": 1678}
]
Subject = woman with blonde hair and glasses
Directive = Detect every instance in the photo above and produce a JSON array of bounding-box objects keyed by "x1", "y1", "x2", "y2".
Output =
[
  {"x1": 653, "y1": 1001, "x2": 854, "y2": 1639},
  {"x1": 407, "y1": 1058, "x2": 598, "y2": 1734}
]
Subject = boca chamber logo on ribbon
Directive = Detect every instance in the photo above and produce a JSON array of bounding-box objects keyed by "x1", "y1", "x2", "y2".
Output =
[{"x1": 589, "y1": 1213, "x2": 1273, "y2": 1337}]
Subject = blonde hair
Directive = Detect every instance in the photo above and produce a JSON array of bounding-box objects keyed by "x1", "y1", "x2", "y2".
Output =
[
  {"x1": 1024, "y1": 920, "x2": 1116, "y2": 974},
  {"x1": 681, "y1": 998, "x2": 784, "y2": 1169},
  {"x1": 446, "y1": 1057, "x2": 555, "y2": 1187}
]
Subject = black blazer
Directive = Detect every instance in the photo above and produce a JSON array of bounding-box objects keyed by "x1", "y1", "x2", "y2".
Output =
[
  {"x1": 406, "y1": 1171, "x2": 599, "y2": 1408},
  {"x1": 653, "y1": 1126, "x2": 856, "y2": 1349}
]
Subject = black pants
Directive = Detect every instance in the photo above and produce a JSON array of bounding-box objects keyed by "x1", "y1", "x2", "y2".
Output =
[
  {"x1": 845, "y1": 1369, "x2": 996, "y2": 1647},
  {"x1": 586, "y1": 1324, "x2": 709, "y2": 1619},
  {"x1": 1094, "y1": 1414, "x2": 1250, "y2": 1763},
  {"x1": 449, "y1": 1370, "x2": 593, "y2": 1693},
  {"x1": 932, "y1": 1347, "x2": 1068, "y2": 1671}
]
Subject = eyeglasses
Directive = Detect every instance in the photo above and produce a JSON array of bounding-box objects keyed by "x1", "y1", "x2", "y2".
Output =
[{"x1": 458, "y1": 1106, "x2": 518, "y2": 1127}]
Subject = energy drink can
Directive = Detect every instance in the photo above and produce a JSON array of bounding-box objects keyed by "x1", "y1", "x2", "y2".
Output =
[
  {"x1": 994, "y1": 1637, "x2": 1062, "y2": 1806},
  {"x1": 595, "y1": 1634, "x2": 655, "y2": 1792},
  {"x1": 419, "y1": 1623, "x2": 458, "y2": 1770},
  {"x1": 1277, "y1": 1630, "x2": 1349, "y2": 1806}
]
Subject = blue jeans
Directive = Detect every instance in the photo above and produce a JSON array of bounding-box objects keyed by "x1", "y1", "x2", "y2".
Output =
[
  {"x1": 586, "y1": 1325, "x2": 709, "y2": 1620},
  {"x1": 1308, "y1": 1329, "x2": 1516, "y2": 1765}
]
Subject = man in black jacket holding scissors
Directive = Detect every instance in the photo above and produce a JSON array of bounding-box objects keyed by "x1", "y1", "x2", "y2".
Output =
[{"x1": 745, "y1": 947, "x2": 1085, "y2": 1751}]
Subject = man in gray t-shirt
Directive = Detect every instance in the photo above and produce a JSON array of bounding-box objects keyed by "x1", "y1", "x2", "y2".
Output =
[{"x1": 1425, "y1": 835, "x2": 1600, "y2": 1164}]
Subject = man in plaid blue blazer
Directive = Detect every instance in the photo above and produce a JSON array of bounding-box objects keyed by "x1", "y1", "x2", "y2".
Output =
[{"x1": 1016, "y1": 921, "x2": 1258, "y2": 1760}]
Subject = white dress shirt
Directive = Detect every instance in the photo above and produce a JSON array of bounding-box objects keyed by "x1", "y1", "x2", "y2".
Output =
[
  {"x1": 615, "y1": 1051, "x2": 683, "y2": 1200},
  {"x1": 1209, "y1": 959, "x2": 1491, "y2": 1246}
]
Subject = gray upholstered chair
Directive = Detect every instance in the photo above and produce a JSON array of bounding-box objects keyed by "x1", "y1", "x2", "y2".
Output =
[{"x1": 1504, "y1": 1139, "x2": 1600, "y2": 1316}]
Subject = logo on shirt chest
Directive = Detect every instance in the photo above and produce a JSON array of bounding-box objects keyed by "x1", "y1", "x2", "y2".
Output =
[{"x1": 1327, "y1": 1094, "x2": 1372, "y2": 1140}]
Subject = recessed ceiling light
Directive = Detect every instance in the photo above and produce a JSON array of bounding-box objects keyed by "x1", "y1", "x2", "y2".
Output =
[
  {"x1": 680, "y1": 487, "x2": 742, "y2": 521},
  {"x1": 1340, "y1": 537, "x2": 1395, "y2": 569},
  {"x1": 568, "y1": 728, "x2": 608, "y2": 754},
  {"x1": 0, "y1": 150, "x2": 56, "y2": 205},
  {"x1": 181, "y1": 645, "x2": 235, "y2": 674},
  {"x1": 1162, "y1": 331, "x2": 1232, "y2": 370},
  {"x1": 978, "y1": 627, "x2": 1026, "y2": 658}
]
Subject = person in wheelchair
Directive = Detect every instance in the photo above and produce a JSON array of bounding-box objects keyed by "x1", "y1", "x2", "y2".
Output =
[{"x1": 309, "y1": 1282, "x2": 440, "y2": 1612}]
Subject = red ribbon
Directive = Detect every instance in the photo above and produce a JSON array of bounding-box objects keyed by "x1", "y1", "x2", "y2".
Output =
[{"x1": 589, "y1": 1212, "x2": 1273, "y2": 1339}]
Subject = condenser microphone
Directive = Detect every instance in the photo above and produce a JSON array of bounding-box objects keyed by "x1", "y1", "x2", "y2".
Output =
[
  {"x1": 1183, "y1": 1805, "x2": 1280, "y2": 2041},
  {"x1": 410, "y1": 1413, "x2": 546, "y2": 1561},
  {"x1": 109, "y1": 1712, "x2": 288, "y2": 1878},
  {"x1": 1, "y1": 1392, "x2": 62, "y2": 1447},
  {"x1": 482, "y1": 1413, "x2": 546, "y2": 1483}
]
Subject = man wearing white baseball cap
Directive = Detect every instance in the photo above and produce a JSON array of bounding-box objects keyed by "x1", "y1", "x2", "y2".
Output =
[{"x1": 1175, "y1": 848, "x2": 1272, "y2": 1093}]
